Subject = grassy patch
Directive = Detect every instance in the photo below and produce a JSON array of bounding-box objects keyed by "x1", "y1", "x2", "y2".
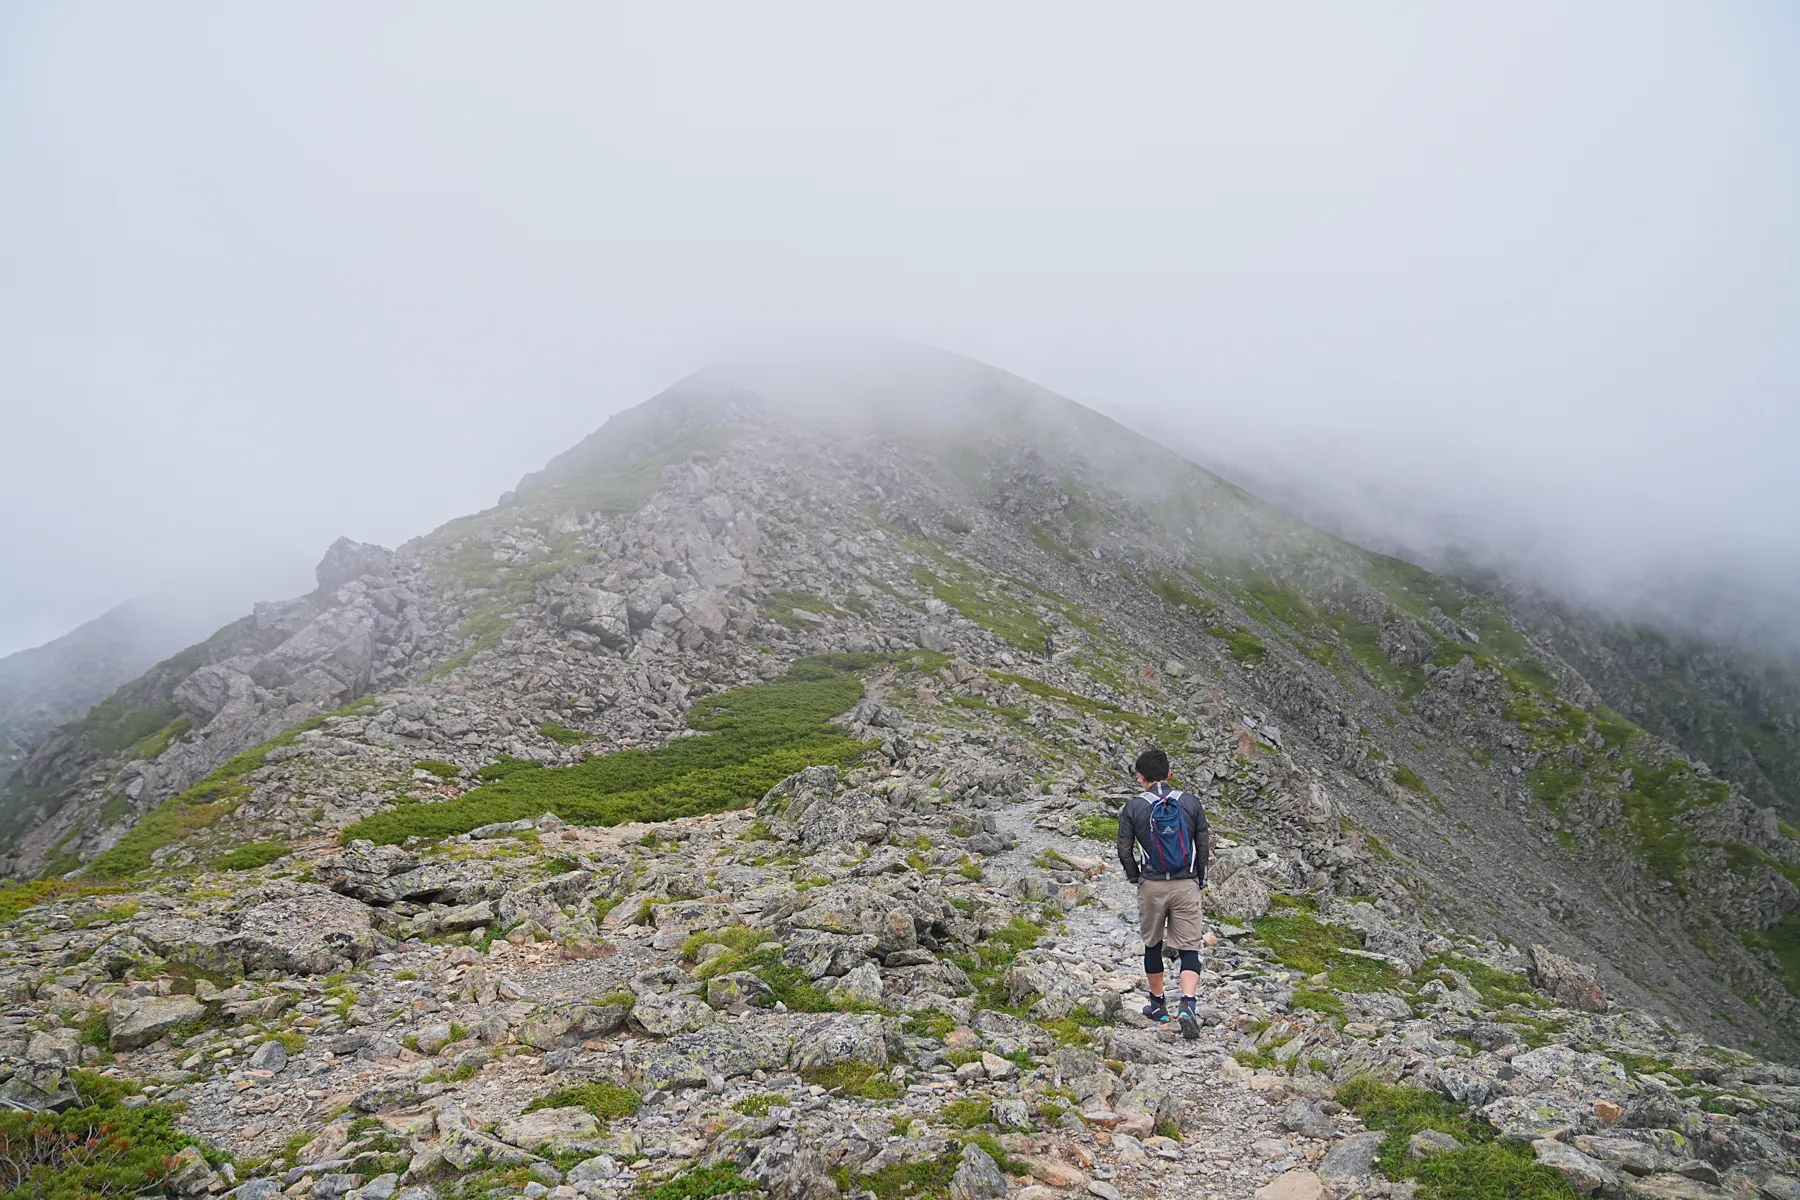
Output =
[
  {"x1": 1289, "y1": 987, "x2": 1347, "y2": 1022},
  {"x1": 341, "y1": 655, "x2": 889, "y2": 845},
  {"x1": 1393, "y1": 765, "x2": 1430, "y2": 794},
  {"x1": 908, "y1": 560, "x2": 1053, "y2": 654},
  {"x1": 1418, "y1": 954, "x2": 1546, "y2": 1010},
  {"x1": 641, "y1": 1164, "x2": 762, "y2": 1200},
  {"x1": 414, "y1": 759, "x2": 461, "y2": 780},
  {"x1": 1074, "y1": 815, "x2": 1118, "y2": 842},
  {"x1": 537, "y1": 722, "x2": 587, "y2": 746},
  {"x1": 1211, "y1": 627, "x2": 1266, "y2": 665},
  {"x1": 1252, "y1": 912, "x2": 1398, "y2": 992},
  {"x1": 84, "y1": 697, "x2": 376, "y2": 879},
  {"x1": 523, "y1": 1082, "x2": 640, "y2": 1127},
  {"x1": 730, "y1": 1092, "x2": 783, "y2": 1117},
  {"x1": 800, "y1": 1061, "x2": 899, "y2": 1100},
  {"x1": 1741, "y1": 914, "x2": 1800, "y2": 997},
  {"x1": 125, "y1": 717, "x2": 191, "y2": 764},
  {"x1": 760, "y1": 590, "x2": 847, "y2": 631},
  {"x1": 1337, "y1": 1076, "x2": 1576, "y2": 1200},
  {"x1": 215, "y1": 842, "x2": 288, "y2": 872}
]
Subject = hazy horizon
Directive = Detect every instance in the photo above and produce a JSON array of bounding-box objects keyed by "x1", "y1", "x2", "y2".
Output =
[{"x1": 4, "y1": 4, "x2": 1797, "y2": 658}]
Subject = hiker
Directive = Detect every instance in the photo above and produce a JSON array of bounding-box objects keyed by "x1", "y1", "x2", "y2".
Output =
[
  {"x1": 1043, "y1": 632, "x2": 1055, "y2": 660},
  {"x1": 1116, "y1": 746, "x2": 1210, "y2": 1040}
]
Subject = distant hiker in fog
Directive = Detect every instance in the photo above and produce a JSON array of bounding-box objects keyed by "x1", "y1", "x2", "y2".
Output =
[{"x1": 1043, "y1": 632, "x2": 1055, "y2": 660}]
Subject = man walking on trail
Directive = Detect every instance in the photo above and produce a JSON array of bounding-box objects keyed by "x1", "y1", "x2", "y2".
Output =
[{"x1": 1117, "y1": 747, "x2": 1209, "y2": 1040}]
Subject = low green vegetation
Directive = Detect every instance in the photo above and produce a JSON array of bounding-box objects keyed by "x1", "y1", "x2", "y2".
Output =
[
  {"x1": 342, "y1": 655, "x2": 897, "y2": 845},
  {"x1": 1251, "y1": 911, "x2": 1398, "y2": 992},
  {"x1": 1393, "y1": 765, "x2": 1430, "y2": 794},
  {"x1": 125, "y1": 716, "x2": 191, "y2": 764},
  {"x1": 84, "y1": 696, "x2": 376, "y2": 880},
  {"x1": 0, "y1": 1072, "x2": 223, "y2": 1200},
  {"x1": 908, "y1": 558, "x2": 1054, "y2": 654},
  {"x1": 522, "y1": 1082, "x2": 640, "y2": 1127},
  {"x1": 730, "y1": 1092, "x2": 783, "y2": 1117},
  {"x1": 640, "y1": 1164, "x2": 761, "y2": 1200},
  {"x1": 1741, "y1": 914, "x2": 1800, "y2": 997},
  {"x1": 215, "y1": 842, "x2": 288, "y2": 872},
  {"x1": 1418, "y1": 953, "x2": 1546, "y2": 1010},
  {"x1": 1211, "y1": 626, "x2": 1266, "y2": 665},
  {"x1": 414, "y1": 759, "x2": 461, "y2": 780},
  {"x1": 1337, "y1": 1076, "x2": 1576, "y2": 1199},
  {"x1": 536, "y1": 722, "x2": 586, "y2": 746},
  {"x1": 1074, "y1": 814, "x2": 1118, "y2": 842},
  {"x1": 800, "y1": 1061, "x2": 899, "y2": 1100}
]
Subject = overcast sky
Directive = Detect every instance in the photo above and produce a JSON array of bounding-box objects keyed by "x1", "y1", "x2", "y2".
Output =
[{"x1": 3, "y1": 3, "x2": 1797, "y2": 657}]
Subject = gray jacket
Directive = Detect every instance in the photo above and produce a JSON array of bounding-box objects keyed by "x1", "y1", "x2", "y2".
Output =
[{"x1": 1116, "y1": 784, "x2": 1210, "y2": 885}]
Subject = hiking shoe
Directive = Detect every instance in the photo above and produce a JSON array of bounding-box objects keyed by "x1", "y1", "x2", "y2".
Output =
[
  {"x1": 1178, "y1": 997, "x2": 1200, "y2": 1041},
  {"x1": 1141, "y1": 994, "x2": 1168, "y2": 1022}
]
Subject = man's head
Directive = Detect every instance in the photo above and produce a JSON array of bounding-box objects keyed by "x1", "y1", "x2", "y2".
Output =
[{"x1": 1134, "y1": 747, "x2": 1170, "y2": 785}]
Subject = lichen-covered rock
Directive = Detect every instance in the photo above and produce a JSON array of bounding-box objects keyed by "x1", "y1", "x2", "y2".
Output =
[
  {"x1": 495, "y1": 1106, "x2": 601, "y2": 1150},
  {"x1": 1206, "y1": 870, "x2": 1270, "y2": 922},
  {"x1": 108, "y1": 994, "x2": 205, "y2": 1051},
  {"x1": 623, "y1": 1022, "x2": 797, "y2": 1089},
  {"x1": 1528, "y1": 944, "x2": 1608, "y2": 1013},
  {"x1": 629, "y1": 991, "x2": 716, "y2": 1036},
  {"x1": 789, "y1": 1013, "x2": 887, "y2": 1072}
]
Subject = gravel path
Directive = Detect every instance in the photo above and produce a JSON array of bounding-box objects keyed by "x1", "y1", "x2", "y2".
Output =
[{"x1": 987, "y1": 798, "x2": 1376, "y2": 1200}]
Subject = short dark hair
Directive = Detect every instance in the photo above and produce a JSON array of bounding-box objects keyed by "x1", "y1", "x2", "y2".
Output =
[{"x1": 1134, "y1": 747, "x2": 1170, "y2": 782}]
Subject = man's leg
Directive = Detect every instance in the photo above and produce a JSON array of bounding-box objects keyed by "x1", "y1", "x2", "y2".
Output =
[
  {"x1": 1141, "y1": 941, "x2": 1168, "y2": 1019},
  {"x1": 1138, "y1": 884, "x2": 1171, "y2": 1021},
  {"x1": 1168, "y1": 886, "x2": 1207, "y2": 1040}
]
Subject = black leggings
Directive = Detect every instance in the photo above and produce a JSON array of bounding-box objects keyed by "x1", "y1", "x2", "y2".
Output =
[{"x1": 1144, "y1": 942, "x2": 1201, "y2": 976}]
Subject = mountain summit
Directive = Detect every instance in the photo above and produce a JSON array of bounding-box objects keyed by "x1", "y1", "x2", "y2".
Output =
[{"x1": 2, "y1": 352, "x2": 1797, "y2": 1197}]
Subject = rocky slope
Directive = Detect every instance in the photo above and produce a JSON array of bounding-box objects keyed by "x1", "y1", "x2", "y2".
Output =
[
  {"x1": 0, "y1": 592, "x2": 246, "y2": 794},
  {"x1": 2, "y1": 348, "x2": 1798, "y2": 1200}
]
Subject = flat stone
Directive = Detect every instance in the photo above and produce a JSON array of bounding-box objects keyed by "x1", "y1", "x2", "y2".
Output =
[
  {"x1": 1409, "y1": 1129, "x2": 1462, "y2": 1159},
  {"x1": 109, "y1": 995, "x2": 206, "y2": 1051},
  {"x1": 1317, "y1": 1131, "x2": 1383, "y2": 1180},
  {"x1": 1254, "y1": 1169, "x2": 1326, "y2": 1200},
  {"x1": 1533, "y1": 1138, "x2": 1619, "y2": 1196}
]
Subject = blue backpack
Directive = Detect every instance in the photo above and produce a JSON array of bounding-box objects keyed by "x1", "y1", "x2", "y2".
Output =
[{"x1": 1142, "y1": 784, "x2": 1194, "y2": 876}]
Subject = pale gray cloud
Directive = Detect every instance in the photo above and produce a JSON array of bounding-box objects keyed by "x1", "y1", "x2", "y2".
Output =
[{"x1": 3, "y1": 2, "x2": 1796, "y2": 655}]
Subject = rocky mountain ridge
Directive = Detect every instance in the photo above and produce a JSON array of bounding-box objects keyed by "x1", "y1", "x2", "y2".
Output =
[{"x1": 1, "y1": 351, "x2": 1797, "y2": 1200}]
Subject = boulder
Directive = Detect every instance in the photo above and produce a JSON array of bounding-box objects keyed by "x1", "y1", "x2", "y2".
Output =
[
  {"x1": 109, "y1": 995, "x2": 206, "y2": 1051},
  {"x1": 1532, "y1": 1138, "x2": 1618, "y2": 1195},
  {"x1": 623, "y1": 1023, "x2": 797, "y2": 1090},
  {"x1": 1527, "y1": 945, "x2": 1607, "y2": 1013},
  {"x1": 1206, "y1": 870, "x2": 1271, "y2": 923},
  {"x1": 1317, "y1": 1132, "x2": 1383, "y2": 1181},
  {"x1": 495, "y1": 1107, "x2": 601, "y2": 1150},
  {"x1": 1254, "y1": 1171, "x2": 1325, "y2": 1200},
  {"x1": 949, "y1": 1143, "x2": 1007, "y2": 1200},
  {"x1": 790, "y1": 1013, "x2": 888, "y2": 1072},
  {"x1": 706, "y1": 971, "x2": 774, "y2": 1009},
  {"x1": 0, "y1": 1062, "x2": 77, "y2": 1111},
  {"x1": 630, "y1": 992, "x2": 716, "y2": 1037}
]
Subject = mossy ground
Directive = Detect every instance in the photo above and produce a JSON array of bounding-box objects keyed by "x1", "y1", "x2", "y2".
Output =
[
  {"x1": 83, "y1": 696, "x2": 378, "y2": 879},
  {"x1": 1337, "y1": 1077, "x2": 1576, "y2": 1200},
  {"x1": 522, "y1": 1082, "x2": 640, "y2": 1128},
  {"x1": 1250, "y1": 911, "x2": 1399, "y2": 992},
  {"x1": 342, "y1": 654, "x2": 901, "y2": 845}
]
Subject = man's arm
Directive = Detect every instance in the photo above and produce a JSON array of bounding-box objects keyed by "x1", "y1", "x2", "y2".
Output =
[
  {"x1": 1187, "y1": 794, "x2": 1210, "y2": 886},
  {"x1": 1117, "y1": 799, "x2": 1141, "y2": 884}
]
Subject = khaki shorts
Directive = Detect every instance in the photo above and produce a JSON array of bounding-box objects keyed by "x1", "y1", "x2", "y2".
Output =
[{"x1": 1137, "y1": 878, "x2": 1205, "y2": 949}]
